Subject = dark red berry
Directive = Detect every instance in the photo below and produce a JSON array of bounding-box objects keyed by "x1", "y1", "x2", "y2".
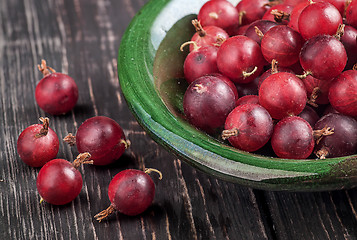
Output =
[
  {"x1": 17, "y1": 117, "x2": 59, "y2": 167},
  {"x1": 190, "y1": 20, "x2": 228, "y2": 52},
  {"x1": 236, "y1": 95, "x2": 260, "y2": 106},
  {"x1": 244, "y1": 20, "x2": 278, "y2": 45},
  {"x1": 35, "y1": 60, "x2": 78, "y2": 115},
  {"x1": 198, "y1": 0, "x2": 240, "y2": 34},
  {"x1": 181, "y1": 42, "x2": 219, "y2": 84},
  {"x1": 36, "y1": 153, "x2": 92, "y2": 205},
  {"x1": 261, "y1": 25, "x2": 304, "y2": 67},
  {"x1": 328, "y1": 69, "x2": 357, "y2": 117},
  {"x1": 346, "y1": 0, "x2": 357, "y2": 29},
  {"x1": 298, "y1": 105, "x2": 320, "y2": 127},
  {"x1": 65, "y1": 116, "x2": 129, "y2": 166},
  {"x1": 340, "y1": 25, "x2": 357, "y2": 70},
  {"x1": 236, "y1": 0, "x2": 270, "y2": 26},
  {"x1": 271, "y1": 116, "x2": 314, "y2": 159},
  {"x1": 259, "y1": 72, "x2": 307, "y2": 119},
  {"x1": 94, "y1": 168, "x2": 161, "y2": 220},
  {"x1": 314, "y1": 113, "x2": 357, "y2": 158},
  {"x1": 299, "y1": 34, "x2": 347, "y2": 80},
  {"x1": 217, "y1": 35, "x2": 265, "y2": 83},
  {"x1": 298, "y1": 1, "x2": 342, "y2": 40},
  {"x1": 288, "y1": 1, "x2": 310, "y2": 32},
  {"x1": 222, "y1": 103, "x2": 273, "y2": 152},
  {"x1": 183, "y1": 75, "x2": 236, "y2": 133}
]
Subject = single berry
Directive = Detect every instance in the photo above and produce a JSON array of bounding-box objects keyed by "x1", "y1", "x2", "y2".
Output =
[
  {"x1": 36, "y1": 153, "x2": 93, "y2": 205},
  {"x1": 64, "y1": 116, "x2": 129, "y2": 166},
  {"x1": 222, "y1": 103, "x2": 273, "y2": 152},
  {"x1": 35, "y1": 60, "x2": 78, "y2": 115},
  {"x1": 94, "y1": 168, "x2": 162, "y2": 220},
  {"x1": 17, "y1": 117, "x2": 59, "y2": 167}
]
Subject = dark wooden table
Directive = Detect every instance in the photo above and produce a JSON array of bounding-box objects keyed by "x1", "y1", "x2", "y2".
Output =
[{"x1": 1, "y1": 0, "x2": 357, "y2": 239}]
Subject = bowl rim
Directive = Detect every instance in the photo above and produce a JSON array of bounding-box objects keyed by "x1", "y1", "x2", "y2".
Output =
[{"x1": 118, "y1": 0, "x2": 357, "y2": 191}]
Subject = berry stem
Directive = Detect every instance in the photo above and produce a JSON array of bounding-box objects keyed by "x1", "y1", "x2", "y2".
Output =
[
  {"x1": 353, "y1": 64, "x2": 357, "y2": 71},
  {"x1": 94, "y1": 205, "x2": 116, "y2": 222},
  {"x1": 334, "y1": 24, "x2": 345, "y2": 41},
  {"x1": 315, "y1": 147, "x2": 329, "y2": 159},
  {"x1": 271, "y1": 9, "x2": 290, "y2": 23},
  {"x1": 242, "y1": 66, "x2": 258, "y2": 78},
  {"x1": 307, "y1": 87, "x2": 320, "y2": 107},
  {"x1": 144, "y1": 168, "x2": 163, "y2": 180},
  {"x1": 238, "y1": 11, "x2": 246, "y2": 26},
  {"x1": 192, "y1": 19, "x2": 206, "y2": 37},
  {"x1": 120, "y1": 139, "x2": 131, "y2": 149},
  {"x1": 180, "y1": 41, "x2": 199, "y2": 52},
  {"x1": 38, "y1": 59, "x2": 56, "y2": 77},
  {"x1": 254, "y1": 26, "x2": 264, "y2": 40},
  {"x1": 222, "y1": 128, "x2": 239, "y2": 140},
  {"x1": 313, "y1": 126, "x2": 334, "y2": 144},
  {"x1": 296, "y1": 71, "x2": 312, "y2": 79},
  {"x1": 72, "y1": 152, "x2": 93, "y2": 169},
  {"x1": 271, "y1": 59, "x2": 279, "y2": 74},
  {"x1": 63, "y1": 133, "x2": 76, "y2": 146},
  {"x1": 35, "y1": 117, "x2": 50, "y2": 138}
]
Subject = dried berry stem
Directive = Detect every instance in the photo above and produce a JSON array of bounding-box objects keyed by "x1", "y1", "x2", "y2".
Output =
[
  {"x1": 254, "y1": 26, "x2": 264, "y2": 40},
  {"x1": 192, "y1": 19, "x2": 206, "y2": 37},
  {"x1": 242, "y1": 66, "x2": 258, "y2": 78},
  {"x1": 315, "y1": 147, "x2": 329, "y2": 159},
  {"x1": 63, "y1": 133, "x2": 76, "y2": 146},
  {"x1": 271, "y1": 9, "x2": 290, "y2": 23},
  {"x1": 271, "y1": 59, "x2": 279, "y2": 74},
  {"x1": 214, "y1": 36, "x2": 226, "y2": 47},
  {"x1": 222, "y1": 128, "x2": 239, "y2": 140},
  {"x1": 307, "y1": 87, "x2": 320, "y2": 107},
  {"x1": 313, "y1": 126, "x2": 334, "y2": 145},
  {"x1": 238, "y1": 11, "x2": 246, "y2": 26},
  {"x1": 94, "y1": 205, "x2": 116, "y2": 222},
  {"x1": 144, "y1": 168, "x2": 163, "y2": 180},
  {"x1": 180, "y1": 41, "x2": 199, "y2": 52},
  {"x1": 334, "y1": 24, "x2": 345, "y2": 41},
  {"x1": 72, "y1": 152, "x2": 93, "y2": 169},
  {"x1": 353, "y1": 64, "x2": 357, "y2": 71},
  {"x1": 296, "y1": 71, "x2": 312, "y2": 79},
  {"x1": 38, "y1": 59, "x2": 56, "y2": 77},
  {"x1": 264, "y1": 0, "x2": 282, "y2": 7},
  {"x1": 35, "y1": 117, "x2": 49, "y2": 138},
  {"x1": 120, "y1": 139, "x2": 131, "y2": 149}
]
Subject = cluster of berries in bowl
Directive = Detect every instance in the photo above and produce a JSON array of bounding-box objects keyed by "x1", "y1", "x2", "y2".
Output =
[
  {"x1": 16, "y1": 60, "x2": 161, "y2": 221},
  {"x1": 181, "y1": 0, "x2": 357, "y2": 160}
]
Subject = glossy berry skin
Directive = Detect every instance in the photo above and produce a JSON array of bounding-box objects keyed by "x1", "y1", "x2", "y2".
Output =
[
  {"x1": 261, "y1": 25, "x2": 304, "y2": 67},
  {"x1": 346, "y1": 0, "x2": 357, "y2": 29},
  {"x1": 35, "y1": 73, "x2": 78, "y2": 115},
  {"x1": 302, "y1": 75, "x2": 332, "y2": 105},
  {"x1": 37, "y1": 159, "x2": 83, "y2": 205},
  {"x1": 258, "y1": 66, "x2": 294, "y2": 89},
  {"x1": 298, "y1": 105, "x2": 319, "y2": 127},
  {"x1": 236, "y1": 0, "x2": 270, "y2": 26},
  {"x1": 271, "y1": 116, "x2": 314, "y2": 159},
  {"x1": 198, "y1": 0, "x2": 239, "y2": 33},
  {"x1": 341, "y1": 25, "x2": 357, "y2": 70},
  {"x1": 299, "y1": 35, "x2": 347, "y2": 80},
  {"x1": 288, "y1": 1, "x2": 309, "y2": 32},
  {"x1": 259, "y1": 72, "x2": 307, "y2": 119},
  {"x1": 236, "y1": 95, "x2": 260, "y2": 106},
  {"x1": 76, "y1": 116, "x2": 127, "y2": 165},
  {"x1": 17, "y1": 124, "x2": 59, "y2": 167},
  {"x1": 244, "y1": 20, "x2": 278, "y2": 45},
  {"x1": 224, "y1": 104, "x2": 273, "y2": 152},
  {"x1": 108, "y1": 169, "x2": 155, "y2": 216},
  {"x1": 298, "y1": 1, "x2": 342, "y2": 40},
  {"x1": 183, "y1": 46, "x2": 218, "y2": 84},
  {"x1": 314, "y1": 113, "x2": 357, "y2": 158},
  {"x1": 190, "y1": 25, "x2": 228, "y2": 52},
  {"x1": 208, "y1": 73, "x2": 239, "y2": 104},
  {"x1": 217, "y1": 35, "x2": 265, "y2": 83},
  {"x1": 328, "y1": 70, "x2": 357, "y2": 116},
  {"x1": 183, "y1": 75, "x2": 236, "y2": 133}
]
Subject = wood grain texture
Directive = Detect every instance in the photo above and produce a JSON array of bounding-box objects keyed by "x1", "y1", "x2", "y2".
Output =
[{"x1": 0, "y1": 0, "x2": 357, "y2": 239}]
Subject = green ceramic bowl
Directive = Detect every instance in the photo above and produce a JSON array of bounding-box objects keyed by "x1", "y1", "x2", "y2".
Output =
[{"x1": 118, "y1": 0, "x2": 357, "y2": 191}]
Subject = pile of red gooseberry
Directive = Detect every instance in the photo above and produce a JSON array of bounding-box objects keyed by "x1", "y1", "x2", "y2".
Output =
[
  {"x1": 17, "y1": 60, "x2": 161, "y2": 220},
  {"x1": 182, "y1": 0, "x2": 357, "y2": 159}
]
